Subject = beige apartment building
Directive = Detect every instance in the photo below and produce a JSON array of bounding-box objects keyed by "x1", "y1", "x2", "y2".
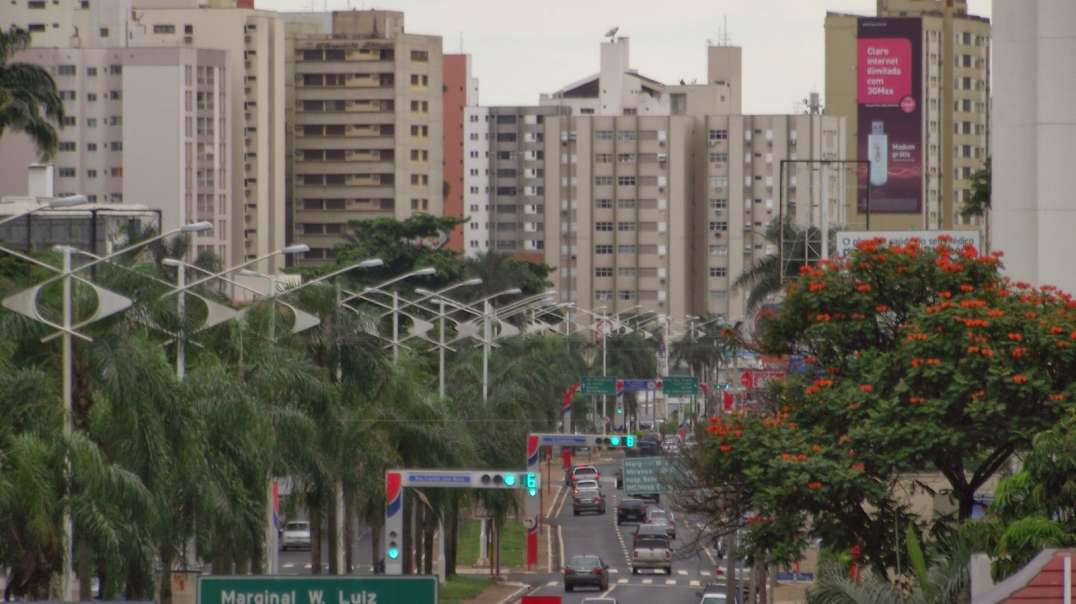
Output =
[
  {"x1": 0, "y1": 0, "x2": 286, "y2": 270},
  {"x1": 826, "y1": 0, "x2": 990, "y2": 232},
  {"x1": 284, "y1": 10, "x2": 443, "y2": 265}
]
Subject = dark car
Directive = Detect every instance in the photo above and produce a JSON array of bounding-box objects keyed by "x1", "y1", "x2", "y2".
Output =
[
  {"x1": 564, "y1": 554, "x2": 609, "y2": 592},
  {"x1": 616, "y1": 497, "x2": 648, "y2": 525},
  {"x1": 572, "y1": 485, "x2": 607, "y2": 515},
  {"x1": 633, "y1": 522, "x2": 672, "y2": 546},
  {"x1": 645, "y1": 506, "x2": 677, "y2": 539}
]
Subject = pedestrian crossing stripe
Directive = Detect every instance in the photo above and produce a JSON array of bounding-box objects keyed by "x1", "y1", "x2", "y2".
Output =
[
  {"x1": 617, "y1": 578, "x2": 628, "y2": 584},
  {"x1": 677, "y1": 569, "x2": 688, "y2": 575},
  {"x1": 689, "y1": 580, "x2": 701, "y2": 587},
  {"x1": 641, "y1": 579, "x2": 653, "y2": 584},
  {"x1": 665, "y1": 579, "x2": 677, "y2": 585}
]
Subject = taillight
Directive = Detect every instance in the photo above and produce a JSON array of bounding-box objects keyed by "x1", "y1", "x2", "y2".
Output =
[
  {"x1": 565, "y1": 568, "x2": 575, "y2": 575},
  {"x1": 592, "y1": 567, "x2": 604, "y2": 574}
]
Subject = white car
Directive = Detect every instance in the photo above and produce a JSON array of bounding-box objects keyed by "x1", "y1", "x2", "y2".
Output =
[{"x1": 280, "y1": 521, "x2": 311, "y2": 551}]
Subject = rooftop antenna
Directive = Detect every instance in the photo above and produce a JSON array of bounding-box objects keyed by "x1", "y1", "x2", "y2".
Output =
[
  {"x1": 605, "y1": 26, "x2": 619, "y2": 42},
  {"x1": 718, "y1": 15, "x2": 731, "y2": 46},
  {"x1": 459, "y1": 31, "x2": 463, "y2": 53}
]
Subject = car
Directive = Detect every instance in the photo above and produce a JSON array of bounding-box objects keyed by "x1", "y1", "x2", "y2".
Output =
[
  {"x1": 632, "y1": 522, "x2": 672, "y2": 546},
  {"x1": 661, "y1": 435, "x2": 681, "y2": 454},
  {"x1": 626, "y1": 489, "x2": 660, "y2": 504},
  {"x1": 698, "y1": 593, "x2": 728, "y2": 604},
  {"x1": 280, "y1": 520, "x2": 311, "y2": 551},
  {"x1": 573, "y1": 478, "x2": 600, "y2": 492},
  {"x1": 581, "y1": 598, "x2": 619, "y2": 604},
  {"x1": 564, "y1": 554, "x2": 609, "y2": 592},
  {"x1": 572, "y1": 484, "x2": 607, "y2": 515},
  {"x1": 631, "y1": 535, "x2": 672, "y2": 575},
  {"x1": 644, "y1": 506, "x2": 677, "y2": 538},
  {"x1": 616, "y1": 497, "x2": 648, "y2": 524},
  {"x1": 566, "y1": 464, "x2": 600, "y2": 486}
]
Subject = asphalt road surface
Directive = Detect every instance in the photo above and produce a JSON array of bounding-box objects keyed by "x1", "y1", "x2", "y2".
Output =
[
  {"x1": 276, "y1": 523, "x2": 376, "y2": 575},
  {"x1": 517, "y1": 459, "x2": 723, "y2": 604}
]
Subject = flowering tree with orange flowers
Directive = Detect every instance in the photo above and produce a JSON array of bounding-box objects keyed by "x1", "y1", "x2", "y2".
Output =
[{"x1": 688, "y1": 236, "x2": 1075, "y2": 570}]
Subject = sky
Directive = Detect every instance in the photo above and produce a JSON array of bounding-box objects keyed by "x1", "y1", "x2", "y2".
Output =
[{"x1": 256, "y1": 0, "x2": 992, "y2": 114}]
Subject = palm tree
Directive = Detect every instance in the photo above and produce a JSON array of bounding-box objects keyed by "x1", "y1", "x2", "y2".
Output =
[
  {"x1": 0, "y1": 26, "x2": 65, "y2": 158},
  {"x1": 732, "y1": 220, "x2": 831, "y2": 314}
]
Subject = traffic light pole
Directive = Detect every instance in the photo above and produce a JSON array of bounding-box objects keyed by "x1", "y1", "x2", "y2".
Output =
[
  {"x1": 524, "y1": 432, "x2": 636, "y2": 567},
  {"x1": 383, "y1": 469, "x2": 541, "y2": 577}
]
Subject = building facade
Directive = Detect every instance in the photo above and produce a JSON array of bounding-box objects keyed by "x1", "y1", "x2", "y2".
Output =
[
  {"x1": 991, "y1": 0, "x2": 1076, "y2": 295},
  {"x1": 825, "y1": 0, "x2": 990, "y2": 232},
  {"x1": 285, "y1": 10, "x2": 443, "y2": 265},
  {"x1": 462, "y1": 105, "x2": 568, "y2": 261},
  {"x1": 442, "y1": 53, "x2": 477, "y2": 253},
  {"x1": 0, "y1": 0, "x2": 288, "y2": 270}
]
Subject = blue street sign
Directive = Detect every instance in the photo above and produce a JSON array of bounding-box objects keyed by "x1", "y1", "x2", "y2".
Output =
[
  {"x1": 407, "y1": 474, "x2": 471, "y2": 484},
  {"x1": 538, "y1": 434, "x2": 590, "y2": 446},
  {"x1": 620, "y1": 379, "x2": 658, "y2": 392}
]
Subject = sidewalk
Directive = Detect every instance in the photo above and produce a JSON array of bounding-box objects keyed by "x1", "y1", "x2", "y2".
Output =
[{"x1": 458, "y1": 580, "x2": 530, "y2": 604}]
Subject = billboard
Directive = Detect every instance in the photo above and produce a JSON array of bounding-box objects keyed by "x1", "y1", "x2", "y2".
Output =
[
  {"x1": 858, "y1": 17, "x2": 922, "y2": 213},
  {"x1": 835, "y1": 230, "x2": 981, "y2": 257}
]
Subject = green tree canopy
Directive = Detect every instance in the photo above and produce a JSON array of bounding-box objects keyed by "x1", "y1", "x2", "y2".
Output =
[{"x1": 0, "y1": 26, "x2": 65, "y2": 158}]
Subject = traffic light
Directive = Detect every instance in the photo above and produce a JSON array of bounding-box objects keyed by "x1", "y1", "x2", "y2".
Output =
[
  {"x1": 609, "y1": 436, "x2": 621, "y2": 446},
  {"x1": 616, "y1": 404, "x2": 624, "y2": 415},
  {"x1": 387, "y1": 530, "x2": 400, "y2": 560},
  {"x1": 503, "y1": 473, "x2": 517, "y2": 487},
  {"x1": 526, "y1": 472, "x2": 538, "y2": 497},
  {"x1": 626, "y1": 435, "x2": 635, "y2": 448}
]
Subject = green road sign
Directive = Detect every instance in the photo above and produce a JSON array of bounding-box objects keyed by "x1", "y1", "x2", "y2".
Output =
[
  {"x1": 580, "y1": 376, "x2": 617, "y2": 395},
  {"x1": 662, "y1": 376, "x2": 699, "y2": 396},
  {"x1": 623, "y1": 456, "x2": 684, "y2": 494},
  {"x1": 199, "y1": 576, "x2": 436, "y2": 604}
]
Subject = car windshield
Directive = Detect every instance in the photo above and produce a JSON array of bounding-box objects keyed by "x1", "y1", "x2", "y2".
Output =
[
  {"x1": 568, "y1": 555, "x2": 601, "y2": 569},
  {"x1": 636, "y1": 537, "x2": 668, "y2": 548},
  {"x1": 285, "y1": 522, "x2": 309, "y2": 531},
  {"x1": 574, "y1": 467, "x2": 598, "y2": 477},
  {"x1": 574, "y1": 480, "x2": 599, "y2": 490},
  {"x1": 648, "y1": 509, "x2": 668, "y2": 518}
]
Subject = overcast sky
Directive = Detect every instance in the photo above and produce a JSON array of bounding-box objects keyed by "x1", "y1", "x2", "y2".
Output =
[{"x1": 256, "y1": 0, "x2": 991, "y2": 114}]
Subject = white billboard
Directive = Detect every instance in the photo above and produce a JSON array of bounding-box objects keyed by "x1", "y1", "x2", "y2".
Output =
[{"x1": 835, "y1": 230, "x2": 982, "y2": 257}]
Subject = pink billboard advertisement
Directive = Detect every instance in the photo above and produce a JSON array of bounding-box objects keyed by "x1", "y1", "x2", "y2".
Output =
[{"x1": 857, "y1": 18, "x2": 922, "y2": 214}]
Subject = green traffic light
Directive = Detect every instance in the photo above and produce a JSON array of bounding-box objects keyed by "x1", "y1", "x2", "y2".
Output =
[
  {"x1": 387, "y1": 546, "x2": 400, "y2": 560},
  {"x1": 528, "y1": 488, "x2": 537, "y2": 497},
  {"x1": 616, "y1": 406, "x2": 623, "y2": 414},
  {"x1": 626, "y1": 435, "x2": 635, "y2": 448},
  {"x1": 610, "y1": 436, "x2": 621, "y2": 446},
  {"x1": 504, "y1": 473, "x2": 517, "y2": 487}
]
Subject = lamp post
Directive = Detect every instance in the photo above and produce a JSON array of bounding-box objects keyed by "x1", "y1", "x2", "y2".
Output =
[
  {"x1": 399, "y1": 279, "x2": 483, "y2": 398},
  {"x1": 1, "y1": 218, "x2": 211, "y2": 601},
  {"x1": 340, "y1": 267, "x2": 437, "y2": 361},
  {"x1": 573, "y1": 306, "x2": 615, "y2": 433}
]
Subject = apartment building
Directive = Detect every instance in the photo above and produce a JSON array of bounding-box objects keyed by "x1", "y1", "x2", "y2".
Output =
[
  {"x1": 285, "y1": 10, "x2": 443, "y2": 265},
  {"x1": 462, "y1": 105, "x2": 569, "y2": 261},
  {"x1": 544, "y1": 115, "x2": 696, "y2": 320},
  {"x1": 825, "y1": 0, "x2": 990, "y2": 232},
  {"x1": 0, "y1": 0, "x2": 287, "y2": 271},
  {"x1": 443, "y1": 53, "x2": 478, "y2": 253}
]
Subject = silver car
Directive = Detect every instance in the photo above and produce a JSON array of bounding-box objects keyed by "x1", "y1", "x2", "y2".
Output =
[{"x1": 280, "y1": 520, "x2": 311, "y2": 551}]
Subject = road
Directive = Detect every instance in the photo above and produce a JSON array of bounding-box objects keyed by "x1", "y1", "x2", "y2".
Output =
[
  {"x1": 277, "y1": 523, "x2": 376, "y2": 575},
  {"x1": 517, "y1": 458, "x2": 721, "y2": 604}
]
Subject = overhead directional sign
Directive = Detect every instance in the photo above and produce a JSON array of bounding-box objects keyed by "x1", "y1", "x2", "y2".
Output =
[
  {"x1": 622, "y1": 456, "x2": 684, "y2": 494},
  {"x1": 198, "y1": 576, "x2": 436, "y2": 604},
  {"x1": 662, "y1": 376, "x2": 699, "y2": 396},
  {"x1": 580, "y1": 376, "x2": 617, "y2": 395},
  {"x1": 620, "y1": 378, "x2": 659, "y2": 392}
]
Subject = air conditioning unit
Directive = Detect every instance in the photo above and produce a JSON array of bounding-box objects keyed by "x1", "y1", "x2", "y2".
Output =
[
  {"x1": 658, "y1": 129, "x2": 667, "y2": 142},
  {"x1": 657, "y1": 153, "x2": 667, "y2": 162},
  {"x1": 658, "y1": 198, "x2": 667, "y2": 210},
  {"x1": 658, "y1": 245, "x2": 667, "y2": 257},
  {"x1": 658, "y1": 267, "x2": 667, "y2": 280},
  {"x1": 744, "y1": 152, "x2": 752, "y2": 163},
  {"x1": 658, "y1": 222, "x2": 667, "y2": 233}
]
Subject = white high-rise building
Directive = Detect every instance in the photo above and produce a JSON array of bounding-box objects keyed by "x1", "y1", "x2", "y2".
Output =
[{"x1": 0, "y1": 0, "x2": 287, "y2": 270}]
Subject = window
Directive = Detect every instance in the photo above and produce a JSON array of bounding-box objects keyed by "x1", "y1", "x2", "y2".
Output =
[
  {"x1": 87, "y1": 169, "x2": 98, "y2": 179},
  {"x1": 153, "y1": 24, "x2": 176, "y2": 34},
  {"x1": 595, "y1": 267, "x2": 613, "y2": 277},
  {"x1": 61, "y1": 116, "x2": 76, "y2": 126},
  {"x1": 110, "y1": 141, "x2": 122, "y2": 151},
  {"x1": 709, "y1": 176, "x2": 728, "y2": 189},
  {"x1": 58, "y1": 168, "x2": 76, "y2": 177},
  {"x1": 595, "y1": 176, "x2": 613, "y2": 186},
  {"x1": 87, "y1": 92, "x2": 96, "y2": 102},
  {"x1": 618, "y1": 244, "x2": 637, "y2": 254},
  {"x1": 710, "y1": 199, "x2": 727, "y2": 210},
  {"x1": 708, "y1": 129, "x2": 729, "y2": 141},
  {"x1": 495, "y1": 114, "x2": 517, "y2": 124},
  {"x1": 617, "y1": 175, "x2": 636, "y2": 186},
  {"x1": 710, "y1": 152, "x2": 728, "y2": 162},
  {"x1": 595, "y1": 222, "x2": 613, "y2": 232},
  {"x1": 617, "y1": 153, "x2": 635, "y2": 164},
  {"x1": 618, "y1": 290, "x2": 636, "y2": 301},
  {"x1": 596, "y1": 290, "x2": 613, "y2": 301},
  {"x1": 709, "y1": 245, "x2": 728, "y2": 256},
  {"x1": 99, "y1": 27, "x2": 109, "y2": 37},
  {"x1": 57, "y1": 65, "x2": 77, "y2": 76},
  {"x1": 87, "y1": 142, "x2": 97, "y2": 151},
  {"x1": 109, "y1": 90, "x2": 121, "y2": 100},
  {"x1": 410, "y1": 125, "x2": 429, "y2": 137},
  {"x1": 617, "y1": 131, "x2": 637, "y2": 141},
  {"x1": 709, "y1": 267, "x2": 728, "y2": 278},
  {"x1": 87, "y1": 118, "x2": 97, "y2": 128},
  {"x1": 410, "y1": 149, "x2": 429, "y2": 161},
  {"x1": 709, "y1": 221, "x2": 728, "y2": 232},
  {"x1": 86, "y1": 66, "x2": 97, "y2": 76},
  {"x1": 617, "y1": 199, "x2": 637, "y2": 209},
  {"x1": 409, "y1": 74, "x2": 429, "y2": 87},
  {"x1": 595, "y1": 153, "x2": 613, "y2": 163},
  {"x1": 410, "y1": 50, "x2": 429, "y2": 62},
  {"x1": 59, "y1": 90, "x2": 76, "y2": 100},
  {"x1": 617, "y1": 222, "x2": 636, "y2": 232},
  {"x1": 594, "y1": 130, "x2": 614, "y2": 140},
  {"x1": 58, "y1": 141, "x2": 76, "y2": 152},
  {"x1": 495, "y1": 186, "x2": 517, "y2": 196},
  {"x1": 409, "y1": 174, "x2": 430, "y2": 186},
  {"x1": 595, "y1": 244, "x2": 613, "y2": 255},
  {"x1": 110, "y1": 64, "x2": 122, "y2": 74},
  {"x1": 595, "y1": 199, "x2": 613, "y2": 208},
  {"x1": 28, "y1": 0, "x2": 47, "y2": 8},
  {"x1": 496, "y1": 133, "x2": 517, "y2": 142}
]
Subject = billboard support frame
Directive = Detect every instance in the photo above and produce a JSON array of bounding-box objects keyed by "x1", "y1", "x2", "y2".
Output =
[{"x1": 778, "y1": 159, "x2": 872, "y2": 285}]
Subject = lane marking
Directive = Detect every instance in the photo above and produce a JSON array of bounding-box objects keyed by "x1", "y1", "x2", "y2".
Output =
[
  {"x1": 617, "y1": 578, "x2": 628, "y2": 584},
  {"x1": 642, "y1": 578, "x2": 653, "y2": 585},
  {"x1": 546, "y1": 580, "x2": 557, "y2": 587},
  {"x1": 282, "y1": 563, "x2": 295, "y2": 569},
  {"x1": 545, "y1": 485, "x2": 565, "y2": 518},
  {"x1": 546, "y1": 523, "x2": 553, "y2": 573},
  {"x1": 557, "y1": 524, "x2": 565, "y2": 573},
  {"x1": 677, "y1": 569, "x2": 688, "y2": 575},
  {"x1": 689, "y1": 580, "x2": 701, "y2": 587},
  {"x1": 608, "y1": 568, "x2": 619, "y2": 574},
  {"x1": 665, "y1": 579, "x2": 677, "y2": 585},
  {"x1": 552, "y1": 485, "x2": 569, "y2": 519},
  {"x1": 303, "y1": 564, "x2": 312, "y2": 569},
  {"x1": 600, "y1": 583, "x2": 618, "y2": 598}
]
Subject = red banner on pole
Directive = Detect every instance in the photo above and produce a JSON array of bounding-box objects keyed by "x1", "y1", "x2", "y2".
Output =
[{"x1": 723, "y1": 391, "x2": 734, "y2": 411}]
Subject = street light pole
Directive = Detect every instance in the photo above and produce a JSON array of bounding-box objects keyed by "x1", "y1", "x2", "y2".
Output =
[
  {"x1": 438, "y1": 298, "x2": 446, "y2": 399},
  {"x1": 176, "y1": 262, "x2": 186, "y2": 380},
  {"x1": 483, "y1": 298, "x2": 491, "y2": 402},
  {"x1": 60, "y1": 246, "x2": 74, "y2": 601}
]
